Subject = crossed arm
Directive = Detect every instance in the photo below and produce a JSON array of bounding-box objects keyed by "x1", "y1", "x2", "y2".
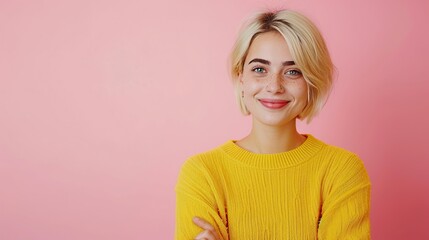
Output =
[
  {"x1": 176, "y1": 155, "x2": 371, "y2": 239},
  {"x1": 188, "y1": 182, "x2": 371, "y2": 240}
]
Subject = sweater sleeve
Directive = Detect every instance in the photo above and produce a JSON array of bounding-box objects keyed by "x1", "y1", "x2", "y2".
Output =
[
  {"x1": 318, "y1": 154, "x2": 371, "y2": 240},
  {"x1": 175, "y1": 157, "x2": 228, "y2": 240}
]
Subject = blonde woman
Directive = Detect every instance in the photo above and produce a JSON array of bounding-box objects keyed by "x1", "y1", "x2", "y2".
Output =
[{"x1": 175, "y1": 9, "x2": 371, "y2": 240}]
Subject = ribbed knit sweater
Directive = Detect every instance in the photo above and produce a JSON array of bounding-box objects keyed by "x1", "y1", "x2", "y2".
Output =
[{"x1": 175, "y1": 135, "x2": 371, "y2": 239}]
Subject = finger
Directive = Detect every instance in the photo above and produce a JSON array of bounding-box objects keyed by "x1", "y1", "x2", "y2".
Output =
[
  {"x1": 192, "y1": 217, "x2": 221, "y2": 240},
  {"x1": 193, "y1": 217, "x2": 215, "y2": 232},
  {"x1": 194, "y1": 230, "x2": 216, "y2": 240}
]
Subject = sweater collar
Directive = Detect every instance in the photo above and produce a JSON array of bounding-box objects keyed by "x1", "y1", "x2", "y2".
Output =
[{"x1": 221, "y1": 135, "x2": 325, "y2": 169}]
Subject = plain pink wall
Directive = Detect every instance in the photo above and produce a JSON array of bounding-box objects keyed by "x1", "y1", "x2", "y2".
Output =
[{"x1": 1, "y1": 0, "x2": 428, "y2": 239}]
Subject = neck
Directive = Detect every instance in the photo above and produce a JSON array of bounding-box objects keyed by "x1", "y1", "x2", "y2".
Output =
[{"x1": 237, "y1": 119, "x2": 306, "y2": 154}]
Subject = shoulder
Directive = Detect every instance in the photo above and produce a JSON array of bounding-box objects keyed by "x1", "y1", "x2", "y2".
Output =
[
  {"x1": 312, "y1": 137, "x2": 371, "y2": 193},
  {"x1": 175, "y1": 142, "x2": 230, "y2": 199},
  {"x1": 312, "y1": 137, "x2": 366, "y2": 169},
  {"x1": 311, "y1": 136, "x2": 370, "y2": 184},
  {"x1": 181, "y1": 142, "x2": 229, "y2": 171},
  {"x1": 318, "y1": 140, "x2": 359, "y2": 161},
  {"x1": 177, "y1": 142, "x2": 229, "y2": 185}
]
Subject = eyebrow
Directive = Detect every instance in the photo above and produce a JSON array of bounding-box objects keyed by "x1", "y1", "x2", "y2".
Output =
[{"x1": 248, "y1": 58, "x2": 295, "y2": 66}]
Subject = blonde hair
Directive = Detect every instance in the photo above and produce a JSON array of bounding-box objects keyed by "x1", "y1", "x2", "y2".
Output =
[{"x1": 230, "y1": 9, "x2": 334, "y2": 123}]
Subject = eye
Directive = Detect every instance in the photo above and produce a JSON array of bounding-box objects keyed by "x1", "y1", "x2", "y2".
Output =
[
  {"x1": 285, "y1": 69, "x2": 302, "y2": 78},
  {"x1": 252, "y1": 67, "x2": 266, "y2": 73}
]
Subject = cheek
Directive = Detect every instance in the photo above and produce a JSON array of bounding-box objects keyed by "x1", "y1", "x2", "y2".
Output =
[
  {"x1": 296, "y1": 84, "x2": 308, "y2": 96},
  {"x1": 287, "y1": 80, "x2": 308, "y2": 97},
  {"x1": 242, "y1": 79, "x2": 262, "y2": 95}
]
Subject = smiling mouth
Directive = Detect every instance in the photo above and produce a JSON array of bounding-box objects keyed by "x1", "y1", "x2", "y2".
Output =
[{"x1": 259, "y1": 99, "x2": 289, "y2": 109}]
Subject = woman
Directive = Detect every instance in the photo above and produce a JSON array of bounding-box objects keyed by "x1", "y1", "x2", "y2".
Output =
[{"x1": 175, "y1": 9, "x2": 371, "y2": 240}]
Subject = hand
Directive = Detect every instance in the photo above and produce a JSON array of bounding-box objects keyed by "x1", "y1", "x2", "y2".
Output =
[{"x1": 192, "y1": 216, "x2": 222, "y2": 240}]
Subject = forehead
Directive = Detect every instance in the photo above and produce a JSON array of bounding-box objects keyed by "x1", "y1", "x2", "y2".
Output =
[{"x1": 245, "y1": 31, "x2": 293, "y2": 63}]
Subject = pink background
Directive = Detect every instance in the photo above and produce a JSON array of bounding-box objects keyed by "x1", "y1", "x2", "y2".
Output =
[{"x1": 1, "y1": 0, "x2": 428, "y2": 239}]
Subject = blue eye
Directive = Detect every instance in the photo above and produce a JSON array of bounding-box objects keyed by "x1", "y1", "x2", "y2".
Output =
[
  {"x1": 285, "y1": 69, "x2": 302, "y2": 77},
  {"x1": 252, "y1": 67, "x2": 266, "y2": 73}
]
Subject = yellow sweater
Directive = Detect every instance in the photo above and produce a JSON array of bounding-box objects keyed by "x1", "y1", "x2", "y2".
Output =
[{"x1": 175, "y1": 135, "x2": 371, "y2": 239}]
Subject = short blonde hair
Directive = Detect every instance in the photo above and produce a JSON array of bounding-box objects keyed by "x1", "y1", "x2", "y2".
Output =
[{"x1": 230, "y1": 9, "x2": 334, "y2": 123}]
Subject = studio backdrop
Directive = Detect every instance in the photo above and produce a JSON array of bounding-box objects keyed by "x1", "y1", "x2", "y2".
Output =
[{"x1": 1, "y1": 0, "x2": 428, "y2": 239}]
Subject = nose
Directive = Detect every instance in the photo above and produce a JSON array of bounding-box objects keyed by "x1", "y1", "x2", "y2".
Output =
[{"x1": 265, "y1": 73, "x2": 285, "y2": 93}]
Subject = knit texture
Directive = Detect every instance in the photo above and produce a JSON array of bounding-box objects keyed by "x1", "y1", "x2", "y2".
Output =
[{"x1": 175, "y1": 135, "x2": 371, "y2": 239}]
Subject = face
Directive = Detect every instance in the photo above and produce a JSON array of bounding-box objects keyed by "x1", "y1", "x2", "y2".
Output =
[{"x1": 239, "y1": 31, "x2": 308, "y2": 127}]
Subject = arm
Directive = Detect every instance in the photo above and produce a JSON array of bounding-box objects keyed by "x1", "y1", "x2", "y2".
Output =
[
  {"x1": 318, "y1": 154, "x2": 371, "y2": 239},
  {"x1": 175, "y1": 158, "x2": 228, "y2": 240}
]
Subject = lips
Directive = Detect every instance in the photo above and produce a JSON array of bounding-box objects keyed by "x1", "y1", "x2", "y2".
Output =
[{"x1": 259, "y1": 98, "x2": 289, "y2": 109}]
